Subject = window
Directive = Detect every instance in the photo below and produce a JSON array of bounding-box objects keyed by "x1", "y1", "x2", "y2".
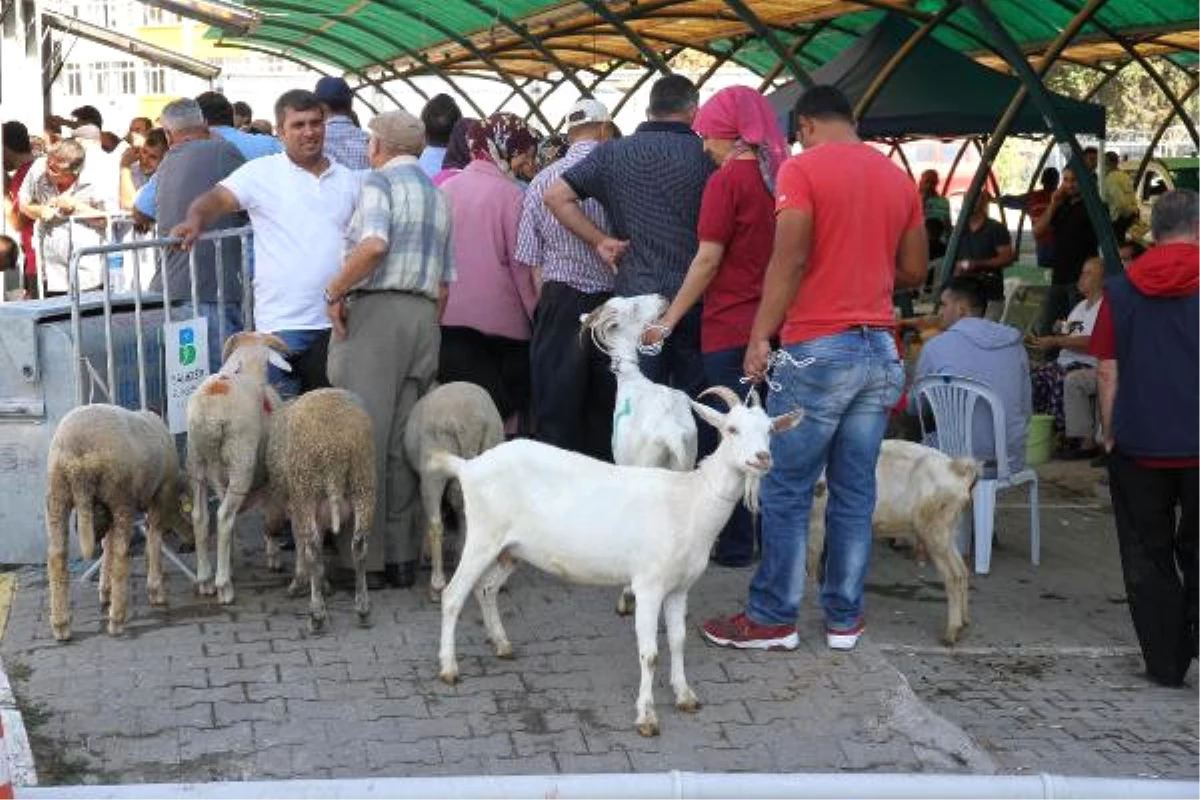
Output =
[
  {"x1": 63, "y1": 63, "x2": 83, "y2": 96},
  {"x1": 143, "y1": 64, "x2": 166, "y2": 94},
  {"x1": 141, "y1": 5, "x2": 165, "y2": 24},
  {"x1": 91, "y1": 60, "x2": 137, "y2": 97}
]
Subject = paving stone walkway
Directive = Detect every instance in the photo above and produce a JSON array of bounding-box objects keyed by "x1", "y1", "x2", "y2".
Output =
[{"x1": 1, "y1": 463, "x2": 1195, "y2": 786}]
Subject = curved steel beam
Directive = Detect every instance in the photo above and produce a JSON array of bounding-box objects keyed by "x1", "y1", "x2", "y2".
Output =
[
  {"x1": 453, "y1": 0, "x2": 590, "y2": 94},
  {"x1": 849, "y1": 0, "x2": 1022, "y2": 66},
  {"x1": 855, "y1": 1, "x2": 962, "y2": 120},
  {"x1": 954, "y1": 0, "x2": 1122, "y2": 283},
  {"x1": 611, "y1": 49, "x2": 683, "y2": 118},
  {"x1": 574, "y1": 0, "x2": 671, "y2": 74},
  {"x1": 370, "y1": 0, "x2": 554, "y2": 130},
  {"x1": 1134, "y1": 78, "x2": 1200, "y2": 185},
  {"x1": 721, "y1": 0, "x2": 813, "y2": 87},
  {"x1": 695, "y1": 40, "x2": 748, "y2": 91},
  {"x1": 758, "y1": 21, "x2": 831, "y2": 91},
  {"x1": 250, "y1": 0, "x2": 487, "y2": 117},
  {"x1": 1047, "y1": 0, "x2": 1198, "y2": 145}
]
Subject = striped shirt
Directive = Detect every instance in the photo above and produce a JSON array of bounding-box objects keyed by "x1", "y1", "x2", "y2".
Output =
[
  {"x1": 516, "y1": 140, "x2": 614, "y2": 294},
  {"x1": 346, "y1": 154, "x2": 456, "y2": 300},
  {"x1": 324, "y1": 115, "x2": 370, "y2": 170},
  {"x1": 562, "y1": 121, "x2": 713, "y2": 297}
]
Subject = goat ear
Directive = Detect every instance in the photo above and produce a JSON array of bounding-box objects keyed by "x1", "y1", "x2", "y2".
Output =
[
  {"x1": 769, "y1": 407, "x2": 804, "y2": 434},
  {"x1": 689, "y1": 399, "x2": 725, "y2": 432},
  {"x1": 267, "y1": 350, "x2": 293, "y2": 373}
]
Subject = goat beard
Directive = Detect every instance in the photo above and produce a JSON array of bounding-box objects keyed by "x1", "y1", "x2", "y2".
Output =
[{"x1": 742, "y1": 474, "x2": 762, "y2": 516}]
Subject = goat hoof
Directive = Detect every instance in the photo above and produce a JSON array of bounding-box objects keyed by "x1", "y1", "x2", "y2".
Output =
[
  {"x1": 494, "y1": 642, "x2": 513, "y2": 659},
  {"x1": 438, "y1": 669, "x2": 459, "y2": 686},
  {"x1": 942, "y1": 627, "x2": 964, "y2": 646},
  {"x1": 51, "y1": 622, "x2": 72, "y2": 642},
  {"x1": 216, "y1": 583, "x2": 235, "y2": 605},
  {"x1": 286, "y1": 579, "x2": 305, "y2": 598},
  {"x1": 676, "y1": 693, "x2": 701, "y2": 713},
  {"x1": 195, "y1": 579, "x2": 215, "y2": 597},
  {"x1": 429, "y1": 586, "x2": 442, "y2": 604},
  {"x1": 636, "y1": 717, "x2": 660, "y2": 738},
  {"x1": 147, "y1": 588, "x2": 167, "y2": 607}
]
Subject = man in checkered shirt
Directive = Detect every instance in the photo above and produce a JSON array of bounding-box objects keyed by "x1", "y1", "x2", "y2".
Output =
[
  {"x1": 316, "y1": 77, "x2": 369, "y2": 170},
  {"x1": 517, "y1": 99, "x2": 619, "y2": 459}
]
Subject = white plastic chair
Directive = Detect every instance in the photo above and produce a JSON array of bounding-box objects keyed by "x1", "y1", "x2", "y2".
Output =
[{"x1": 913, "y1": 374, "x2": 1040, "y2": 574}]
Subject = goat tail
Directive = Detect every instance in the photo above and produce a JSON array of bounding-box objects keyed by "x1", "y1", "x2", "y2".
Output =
[
  {"x1": 426, "y1": 449, "x2": 466, "y2": 482},
  {"x1": 948, "y1": 457, "x2": 982, "y2": 489}
]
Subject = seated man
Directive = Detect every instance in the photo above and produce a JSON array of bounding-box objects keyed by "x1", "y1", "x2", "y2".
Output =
[
  {"x1": 912, "y1": 275, "x2": 1032, "y2": 474},
  {"x1": 1028, "y1": 256, "x2": 1104, "y2": 458}
]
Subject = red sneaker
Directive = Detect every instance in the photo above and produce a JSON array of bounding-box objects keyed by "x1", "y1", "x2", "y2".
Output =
[{"x1": 700, "y1": 612, "x2": 798, "y2": 651}]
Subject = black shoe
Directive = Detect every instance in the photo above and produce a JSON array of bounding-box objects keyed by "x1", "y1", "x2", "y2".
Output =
[{"x1": 384, "y1": 561, "x2": 416, "y2": 588}]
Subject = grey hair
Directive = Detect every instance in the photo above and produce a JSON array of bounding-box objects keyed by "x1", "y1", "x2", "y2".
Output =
[
  {"x1": 48, "y1": 138, "x2": 85, "y2": 170},
  {"x1": 1150, "y1": 189, "x2": 1199, "y2": 243},
  {"x1": 160, "y1": 98, "x2": 206, "y2": 133}
]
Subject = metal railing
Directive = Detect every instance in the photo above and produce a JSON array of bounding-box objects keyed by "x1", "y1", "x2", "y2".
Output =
[{"x1": 65, "y1": 226, "x2": 254, "y2": 409}]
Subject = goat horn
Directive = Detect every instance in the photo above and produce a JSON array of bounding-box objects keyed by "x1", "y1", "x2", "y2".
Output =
[
  {"x1": 579, "y1": 308, "x2": 603, "y2": 329},
  {"x1": 698, "y1": 386, "x2": 741, "y2": 411}
]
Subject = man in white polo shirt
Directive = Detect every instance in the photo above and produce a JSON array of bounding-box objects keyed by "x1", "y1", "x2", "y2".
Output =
[{"x1": 171, "y1": 88, "x2": 363, "y2": 393}]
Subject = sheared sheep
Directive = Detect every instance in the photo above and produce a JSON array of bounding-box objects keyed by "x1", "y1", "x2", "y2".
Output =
[
  {"x1": 46, "y1": 404, "x2": 192, "y2": 640},
  {"x1": 403, "y1": 382, "x2": 504, "y2": 602},
  {"x1": 807, "y1": 440, "x2": 978, "y2": 645},
  {"x1": 432, "y1": 386, "x2": 802, "y2": 736},
  {"x1": 266, "y1": 388, "x2": 375, "y2": 632}
]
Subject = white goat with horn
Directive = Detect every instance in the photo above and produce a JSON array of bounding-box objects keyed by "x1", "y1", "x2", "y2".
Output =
[
  {"x1": 431, "y1": 385, "x2": 803, "y2": 737},
  {"x1": 580, "y1": 294, "x2": 699, "y2": 614}
]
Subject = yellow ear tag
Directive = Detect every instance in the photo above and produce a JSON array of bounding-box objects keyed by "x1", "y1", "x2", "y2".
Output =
[{"x1": 182, "y1": 500, "x2": 193, "y2": 514}]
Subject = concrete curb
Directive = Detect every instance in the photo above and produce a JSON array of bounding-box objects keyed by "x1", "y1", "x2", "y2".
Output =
[{"x1": 0, "y1": 661, "x2": 36, "y2": 789}]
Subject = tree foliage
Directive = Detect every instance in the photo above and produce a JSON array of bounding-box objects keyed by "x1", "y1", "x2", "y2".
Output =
[{"x1": 1045, "y1": 59, "x2": 1198, "y2": 136}]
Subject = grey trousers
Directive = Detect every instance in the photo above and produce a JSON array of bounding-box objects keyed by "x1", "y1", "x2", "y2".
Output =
[
  {"x1": 1063, "y1": 367, "x2": 1099, "y2": 440},
  {"x1": 327, "y1": 292, "x2": 440, "y2": 570}
]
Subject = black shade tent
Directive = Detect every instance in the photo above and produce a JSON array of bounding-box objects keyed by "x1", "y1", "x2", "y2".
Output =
[{"x1": 768, "y1": 14, "x2": 1108, "y2": 142}]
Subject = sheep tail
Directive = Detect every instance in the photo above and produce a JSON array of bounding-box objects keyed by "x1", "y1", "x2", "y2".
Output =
[{"x1": 427, "y1": 450, "x2": 466, "y2": 482}]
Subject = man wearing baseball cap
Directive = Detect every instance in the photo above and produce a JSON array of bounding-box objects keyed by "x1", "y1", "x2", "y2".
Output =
[
  {"x1": 323, "y1": 109, "x2": 456, "y2": 590},
  {"x1": 516, "y1": 98, "x2": 619, "y2": 459},
  {"x1": 315, "y1": 76, "x2": 369, "y2": 170}
]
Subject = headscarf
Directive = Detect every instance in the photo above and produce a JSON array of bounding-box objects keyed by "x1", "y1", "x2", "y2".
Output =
[
  {"x1": 467, "y1": 113, "x2": 537, "y2": 174},
  {"x1": 442, "y1": 117, "x2": 478, "y2": 171},
  {"x1": 692, "y1": 85, "x2": 789, "y2": 194}
]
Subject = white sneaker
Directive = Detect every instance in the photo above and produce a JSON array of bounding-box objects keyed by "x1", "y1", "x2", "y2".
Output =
[{"x1": 826, "y1": 620, "x2": 864, "y2": 651}]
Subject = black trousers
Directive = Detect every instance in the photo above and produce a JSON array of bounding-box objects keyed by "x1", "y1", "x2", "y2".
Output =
[
  {"x1": 529, "y1": 281, "x2": 615, "y2": 461},
  {"x1": 1108, "y1": 451, "x2": 1199, "y2": 685},
  {"x1": 439, "y1": 325, "x2": 530, "y2": 423}
]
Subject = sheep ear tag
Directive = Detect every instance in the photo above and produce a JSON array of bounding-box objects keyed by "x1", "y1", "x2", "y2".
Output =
[{"x1": 267, "y1": 350, "x2": 293, "y2": 373}]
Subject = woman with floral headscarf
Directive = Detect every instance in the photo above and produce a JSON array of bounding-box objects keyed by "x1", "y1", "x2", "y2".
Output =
[
  {"x1": 439, "y1": 112, "x2": 540, "y2": 431},
  {"x1": 642, "y1": 85, "x2": 789, "y2": 567}
]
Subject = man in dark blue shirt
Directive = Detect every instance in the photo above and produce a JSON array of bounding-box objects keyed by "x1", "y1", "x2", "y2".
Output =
[{"x1": 546, "y1": 75, "x2": 713, "y2": 397}]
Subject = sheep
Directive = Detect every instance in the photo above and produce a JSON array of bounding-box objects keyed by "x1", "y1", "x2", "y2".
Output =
[
  {"x1": 186, "y1": 331, "x2": 291, "y2": 605},
  {"x1": 432, "y1": 386, "x2": 803, "y2": 736},
  {"x1": 45, "y1": 404, "x2": 193, "y2": 640},
  {"x1": 403, "y1": 382, "x2": 504, "y2": 602},
  {"x1": 580, "y1": 294, "x2": 699, "y2": 614},
  {"x1": 806, "y1": 440, "x2": 979, "y2": 645},
  {"x1": 266, "y1": 387, "x2": 375, "y2": 633}
]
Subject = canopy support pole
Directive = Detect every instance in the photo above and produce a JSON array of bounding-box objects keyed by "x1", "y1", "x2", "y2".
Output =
[
  {"x1": 947, "y1": 0, "x2": 1121, "y2": 287},
  {"x1": 575, "y1": 0, "x2": 672, "y2": 75},
  {"x1": 454, "y1": 0, "x2": 591, "y2": 95}
]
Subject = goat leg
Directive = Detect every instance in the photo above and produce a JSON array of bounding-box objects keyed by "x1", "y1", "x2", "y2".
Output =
[
  {"x1": 633, "y1": 587, "x2": 664, "y2": 737},
  {"x1": 438, "y1": 536, "x2": 505, "y2": 684},
  {"x1": 351, "y1": 527, "x2": 370, "y2": 623},
  {"x1": 98, "y1": 537, "x2": 111, "y2": 608},
  {"x1": 421, "y1": 476, "x2": 447, "y2": 603},
  {"x1": 663, "y1": 590, "x2": 699, "y2": 712},
  {"x1": 303, "y1": 519, "x2": 327, "y2": 634},
  {"x1": 192, "y1": 478, "x2": 214, "y2": 595},
  {"x1": 475, "y1": 558, "x2": 516, "y2": 658},
  {"x1": 214, "y1": 486, "x2": 246, "y2": 605},
  {"x1": 144, "y1": 507, "x2": 167, "y2": 607}
]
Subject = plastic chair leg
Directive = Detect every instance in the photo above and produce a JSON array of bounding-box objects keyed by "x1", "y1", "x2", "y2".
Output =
[
  {"x1": 955, "y1": 509, "x2": 971, "y2": 557},
  {"x1": 972, "y1": 480, "x2": 997, "y2": 575},
  {"x1": 1029, "y1": 477, "x2": 1040, "y2": 566}
]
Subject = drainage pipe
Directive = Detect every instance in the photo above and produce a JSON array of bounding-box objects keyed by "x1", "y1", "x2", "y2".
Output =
[{"x1": 16, "y1": 771, "x2": 1197, "y2": 799}]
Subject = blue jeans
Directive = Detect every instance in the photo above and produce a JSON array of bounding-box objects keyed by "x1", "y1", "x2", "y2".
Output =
[
  {"x1": 702, "y1": 344, "x2": 757, "y2": 565},
  {"x1": 747, "y1": 328, "x2": 905, "y2": 628},
  {"x1": 270, "y1": 328, "x2": 330, "y2": 398}
]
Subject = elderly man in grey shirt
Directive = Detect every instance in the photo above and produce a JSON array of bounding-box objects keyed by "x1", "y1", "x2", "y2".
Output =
[
  {"x1": 324, "y1": 109, "x2": 456, "y2": 591},
  {"x1": 148, "y1": 97, "x2": 247, "y2": 371}
]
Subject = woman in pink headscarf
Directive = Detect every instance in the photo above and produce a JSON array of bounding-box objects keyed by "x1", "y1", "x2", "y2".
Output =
[
  {"x1": 439, "y1": 113, "x2": 540, "y2": 432},
  {"x1": 644, "y1": 84, "x2": 789, "y2": 567}
]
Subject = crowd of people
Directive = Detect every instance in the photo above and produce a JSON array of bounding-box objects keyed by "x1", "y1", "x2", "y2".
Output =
[{"x1": 1, "y1": 75, "x2": 1194, "y2": 684}]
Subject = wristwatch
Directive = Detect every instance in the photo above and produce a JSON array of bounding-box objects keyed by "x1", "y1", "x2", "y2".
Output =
[{"x1": 323, "y1": 287, "x2": 340, "y2": 305}]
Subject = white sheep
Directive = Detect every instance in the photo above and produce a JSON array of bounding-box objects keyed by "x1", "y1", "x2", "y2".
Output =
[
  {"x1": 432, "y1": 386, "x2": 803, "y2": 736},
  {"x1": 186, "y1": 331, "x2": 291, "y2": 604},
  {"x1": 580, "y1": 294, "x2": 699, "y2": 614},
  {"x1": 806, "y1": 440, "x2": 979, "y2": 645},
  {"x1": 45, "y1": 404, "x2": 192, "y2": 640},
  {"x1": 403, "y1": 382, "x2": 504, "y2": 602},
  {"x1": 266, "y1": 388, "x2": 375, "y2": 632}
]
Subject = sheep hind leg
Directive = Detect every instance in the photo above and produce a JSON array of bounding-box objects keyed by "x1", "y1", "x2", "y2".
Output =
[
  {"x1": 438, "y1": 534, "x2": 506, "y2": 685},
  {"x1": 144, "y1": 505, "x2": 167, "y2": 607},
  {"x1": 213, "y1": 486, "x2": 246, "y2": 605},
  {"x1": 420, "y1": 474, "x2": 448, "y2": 602},
  {"x1": 633, "y1": 587, "x2": 665, "y2": 737},
  {"x1": 98, "y1": 537, "x2": 111, "y2": 608},
  {"x1": 475, "y1": 555, "x2": 517, "y2": 658},
  {"x1": 106, "y1": 508, "x2": 135, "y2": 636},
  {"x1": 192, "y1": 477, "x2": 213, "y2": 595},
  {"x1": 299, "y1": 514, "x2": 327, "y2": 634},
  {"x1": 46, "y1": 487, "x2": 72, "y2": 642},
  {"x1": 663, "y1": 589, "x2": 699, "y2": 712}
]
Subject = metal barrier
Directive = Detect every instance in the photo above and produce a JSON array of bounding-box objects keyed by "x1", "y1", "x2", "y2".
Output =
[{"x1": 66, "y1": 226, "x2": 254, "y2": 410}]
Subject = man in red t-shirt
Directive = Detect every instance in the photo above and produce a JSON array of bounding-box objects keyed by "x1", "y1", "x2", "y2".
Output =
[
  {"x1": 702, "y1": 85, "x2": 927, "y2": 653},
  {"x1": 1090, "y1": 189, "x2": 1198, "y2": 687}
]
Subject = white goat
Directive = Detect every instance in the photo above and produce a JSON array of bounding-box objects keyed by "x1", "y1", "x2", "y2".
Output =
[
  {"x1": 186, "y1": 331, "x2": 291, "y2": 604},
  {"x1": 403, "y1": 382, "x2": 504, "y2": 602},
  {"x1": 580, "y1": 294, "x2": 698, "y2": 614},
  {"x1": 432, "y1": 386, "x2": 803, "y2": 736},
  {"x1": 45, "y1": 404, "x2": 192, "y2": 639},
  {"x1": 266, "y1": 388, "x2": 375, "y2": 633},
  {"x1": 806, "y1": 440, "x2": 979, "y2": 645}
]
